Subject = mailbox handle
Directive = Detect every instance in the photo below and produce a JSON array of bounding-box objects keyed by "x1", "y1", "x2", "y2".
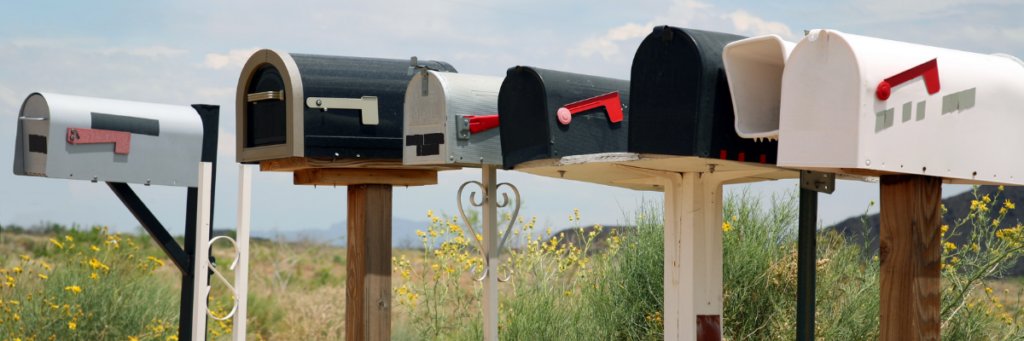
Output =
[
  {"x1": 556, "y1": 92, "x2": 624, "y2": 125},
  {"x1": 19, "y1": 116, "x2": 47, "y2": 121},
  {"x1": 306, "y1": 96, "x2": 379, "y2": 126}
]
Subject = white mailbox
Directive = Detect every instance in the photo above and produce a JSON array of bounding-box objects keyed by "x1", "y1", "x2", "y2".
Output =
[
  {"x1": 726, "y1": 30, "x2": 1024, "y2": 185},
  {"x1": 403, "y1": 70, "x2": 503, "y2": 166},
  {"x1": 13, "y1": 92, "x2": 206, "y2": 187},
  {"x1": 722, "y1": 34, "x2": 795, "y2": 141}
]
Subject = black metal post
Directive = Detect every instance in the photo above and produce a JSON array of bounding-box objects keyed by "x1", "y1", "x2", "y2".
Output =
[
  {"x1": 179, "y1": 105, "x2": 220, "y2": 341},
  {"x1": 797, "y1": 187, "x2": 818, "y2": 341}
]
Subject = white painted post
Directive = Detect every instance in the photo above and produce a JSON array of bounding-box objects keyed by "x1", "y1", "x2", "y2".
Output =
[
  {"x1": 614, "y1": 165, "x2": 770, "y2": 341},
  {"x1": 233, "y1": 165, "x2": 252, "y2": 341},
  {"x1": 482, "y1": 164, "x2": 499, "y2": 341},
  {"x1": 191, "y1": 162, "x2": 213, "y2": 341}
]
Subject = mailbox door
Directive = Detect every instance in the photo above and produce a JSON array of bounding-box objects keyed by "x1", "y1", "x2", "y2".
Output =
[
  {"x1": 498, "y1": 66, "x2": 630, "y2": 169},
  {"x1": 630, "y1": 26, "x2": 778, "y2": 164},
  {"x1": 18, "y1": 94, "x2": 50, "y2": 176},
  {"x1": 403, "y1": 72, "x2": 449, "y2": 164}
]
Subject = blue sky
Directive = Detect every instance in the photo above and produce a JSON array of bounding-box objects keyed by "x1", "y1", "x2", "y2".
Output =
[{"x1": 2, "y1": 0, "x2": 1022, "y2": 235}]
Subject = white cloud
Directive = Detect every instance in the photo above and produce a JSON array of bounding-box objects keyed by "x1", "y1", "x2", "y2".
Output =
[
  {"x1": 573, "y1": 0, "x2": 793, "y2": 60},
  {"x1": 218, "y1": 127, "x2": 236, "y2": 157},
  {"x1": 723, "y1": 10, "x2": 795, "y2": 40},
  {"x1": 202, "y1": 48, "x2": 261, "y2": 70},
  {"x1": 101, "y1": 46, "x2": 189, "y2": 57}
]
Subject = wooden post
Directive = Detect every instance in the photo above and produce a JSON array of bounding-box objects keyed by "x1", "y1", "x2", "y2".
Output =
[
  {"x1": 346, "y1": 184, "x2": 393, "y2": 341},
  {"x1": 482, "y1": 165, "x2": 500, "y2": 341},
  {"x1": 879, "y1": 175, "x2": 942, "y2": 341}
]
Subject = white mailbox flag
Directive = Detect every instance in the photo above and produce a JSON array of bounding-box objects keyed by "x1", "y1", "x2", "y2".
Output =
[{"x1": 13, "y1": 93, "x2": 205, "y2": 187}]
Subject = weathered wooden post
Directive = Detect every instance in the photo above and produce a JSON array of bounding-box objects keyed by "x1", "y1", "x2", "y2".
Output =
[
  {"x1": 235, "y1": 50, "x2": 455, "y2": 340},
  {"x1": 11, "y1": 93, "x2": 241, "y2": 340},
  {"x1": 764, "y1": 29, "x2": 1024, "y2": 340},
  {"x1": 402, "y1": 69, "x2": 515, "y2": 341}
]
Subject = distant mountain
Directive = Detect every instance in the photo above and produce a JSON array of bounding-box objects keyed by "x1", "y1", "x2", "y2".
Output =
[{"x1": 829, "y1": 185, "x2": 1024, "y2": 276}]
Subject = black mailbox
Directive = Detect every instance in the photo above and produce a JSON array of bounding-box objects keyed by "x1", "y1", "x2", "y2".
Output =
[
  {"x1": 235, "y1": 50, "x2": 456, "y2": 163},
  {"x1": 497, "y1": 66, "x2": 630, "y2": 169},
  {"x1": 629, "y1": 26, "x2": 777, "y2": 165}
]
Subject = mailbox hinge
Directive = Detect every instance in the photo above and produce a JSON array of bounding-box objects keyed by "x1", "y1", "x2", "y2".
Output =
[
  {"x1": 306, "y1": 97, "x2": 380, "y2": 125},
  {"x1": 800, "y1": 170, "x2": 835, "y2": 194},
  {"x1": 455, "y1": 115, "x2": 500, "y2": 140}
]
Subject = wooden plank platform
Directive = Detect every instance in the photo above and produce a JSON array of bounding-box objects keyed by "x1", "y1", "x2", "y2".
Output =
[
  {"x1": 293, "y1": 168, "x2": 437, "y2": 187},
  {"x1": 513, "y1": 153, "x2": 799, "y2": 191},
  {"x1": 260, "y1": 157, "x2": 459, "y2": 172}
]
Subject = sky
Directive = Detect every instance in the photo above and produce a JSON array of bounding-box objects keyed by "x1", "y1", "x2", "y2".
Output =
[{"x1": 1, "y1": 0, "x2": 1022, "y2": 236}]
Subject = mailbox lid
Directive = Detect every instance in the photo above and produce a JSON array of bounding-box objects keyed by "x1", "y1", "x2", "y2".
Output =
[
  {"x1": 629, "y1": 26, "x2": 777, "y2": 165},
  {"x1": 403, "y1": 71, "x2": 503, "y2": 166},
  {"x1": 13, "y1": 92, "x2": 204, "y2": 187},
  {"x1": 722, "y1": 34, "x2": 796, "y2": 140},
  {"x1": 778, "y1": 29, "x2": 1024, "y2": 185},
  {"x1": 498, "y1": 66, "x2": 630, "y2": 170}
]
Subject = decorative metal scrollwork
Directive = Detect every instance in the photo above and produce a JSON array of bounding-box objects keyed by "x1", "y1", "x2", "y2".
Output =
[
  {"x1": 206, "y1": 236, "x2": 242, "y2": 321},
  {"x1": 457, "y1": 181, "x2": 521, "y2": 282}
]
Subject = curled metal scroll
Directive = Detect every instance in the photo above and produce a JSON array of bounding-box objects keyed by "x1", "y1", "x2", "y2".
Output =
[
  {"x1": 206, "y1": 235, "x2": 241, "y2": 321},
  {"x1": 457, "y1": 181, "x2": 521, "y2": 282}
]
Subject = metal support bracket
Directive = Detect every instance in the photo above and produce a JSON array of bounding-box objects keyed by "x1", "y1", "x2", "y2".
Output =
[
  {"x1": 306, "y1": 97, "x2": 380, "y2": 125},
  {"x1": 800, "y1": 170, "x2": 835, "y2": 194},
  {"x1": 107, "y1": 182, "x2": 191, "y2": 274}
]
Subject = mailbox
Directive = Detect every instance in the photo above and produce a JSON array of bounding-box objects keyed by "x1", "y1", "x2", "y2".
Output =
[
  {"x1": 777, "y1": 29, "x2": 1024, "y2": 185},
  {"x1": 497, "y1": 66, "x2": 630, "y2": 169},
  {"x1": 402, "y1": 70, "x2": 503, "y2": 166},
  {"x1": 629, "y1": 26, "x2": 778, "y2": 165},
  {"x1": 235, "y1": 50, "x2": 457, "y2": 163},
  {"x1": 13, "y1": 92, "x2": 208, "y2": 187},
  {"x1": 722, "y1": 34, "x2": 796, "y2": 140}
]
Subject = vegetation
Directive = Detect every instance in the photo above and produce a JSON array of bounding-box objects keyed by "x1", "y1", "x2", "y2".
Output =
[{"x1": 5, "y1": 186, "x2": 1024, "y2": 340}]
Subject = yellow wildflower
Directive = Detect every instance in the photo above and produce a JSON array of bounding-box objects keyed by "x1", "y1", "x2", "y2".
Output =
[
  {"x1": 129, "y1": 336, "x2": 139, "y2": 341},
  {"x1": 69, "y1": 322, "x2": 77, "y2": 330},
  {"x1": 994, "y1": 219, "x2": 1001, "y2": 226},
  {"x1": 722, "y1": 222, "x2": 732, "y2": 232},
  {"x1": 19, "y1": 254, "x2": 29, "y2": 260},
  {"x1": 39, "y1": 274, "x2": 48, "y2": 279},
  {"x1": 13, "y1": 266, "x2": 22, "y2": 273},
  {"x1": 65, "y1": 235, "x2": 73, "y2": 242},
  {"x1": 944, "y1": 242, "x2": 957, "y2": 252},
  {"x1": 1006, "y1": 200, "x2": 1016, "y2": 210},
  {"x1": 65, "y1": 285, "x2": 82, "y2": 294},
  {"x1": 91, "y1": 245, "x2": 100, "y2": 251},
  {"x1": 91, "y1": 273, "x2": 99, "y2": 279},
  {"x1": 50, "y1": 238, "x2": 64, "y2": 249},
  {"x1": 987, "y1": 287, "x2": 994, "y2": 294}
]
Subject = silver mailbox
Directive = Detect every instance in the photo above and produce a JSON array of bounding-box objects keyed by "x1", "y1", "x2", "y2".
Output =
[
  {"x1": 403, "y1": 70, "x2": 503, "y2": 166},
  {"x1": 13, "y1": 92, "x2": 206, "y2": 187}
]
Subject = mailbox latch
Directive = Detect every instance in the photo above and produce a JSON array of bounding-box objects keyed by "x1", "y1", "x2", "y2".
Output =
[
  {"x1": 306, "y1": 96, "x2": 380, "y2": 125},
  {"x1": 455, "y1": 115, "x2": 499, "y2": 140}
]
